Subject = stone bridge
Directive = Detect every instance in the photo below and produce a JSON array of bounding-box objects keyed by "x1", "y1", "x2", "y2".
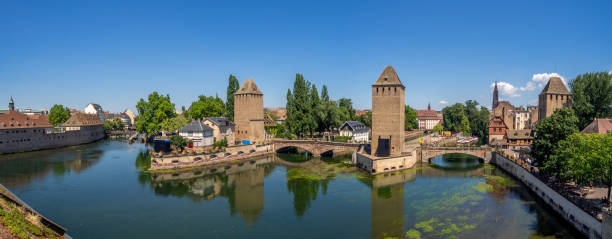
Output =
[
  {"x1": 271, "y1": 139, "x2": 364, "y2": 156},
  {"x1": 419, "y1": 146, "x2": 493, "y2": 163}
]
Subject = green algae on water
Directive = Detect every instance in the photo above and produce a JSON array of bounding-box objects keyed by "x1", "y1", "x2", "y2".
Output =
[{"x1": 406, "y1": 229, "x2": 421, "y2": 239}]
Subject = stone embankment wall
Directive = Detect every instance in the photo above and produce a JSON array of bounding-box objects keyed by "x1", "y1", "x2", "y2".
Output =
[
  {"x1": 0, "y1": 125, "x2": 105, "y2": 154},
  {"x1": 493, "y1": 153, "x2": 603, "y2": 239},
  {"x1": 355, "y1": 148, "x2": 418, "y2": 175},
  {"x1": 150, "y1": 144, "x2": 273, "y2": 171}
]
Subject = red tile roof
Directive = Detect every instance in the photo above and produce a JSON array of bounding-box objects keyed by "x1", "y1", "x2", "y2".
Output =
[
  {"x1": 417, "y1": 110, "x2": 440, "y2": 120},
  {"x1": 0, "y1": 110, "x2": 52, "y2": 129},
  {"x1": 581, "y1": 118, "x2": 612, "y2": 135},
  {"x1": 63, "y1": 112, "x2": 103, "y2": 127}
]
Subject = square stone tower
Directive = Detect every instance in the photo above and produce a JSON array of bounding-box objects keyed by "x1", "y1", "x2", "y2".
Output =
[
  {"x1": 234, "y1": 78, "x2": 265, "y2": 144},
  {"x1": 371, "y1": 66, "x2": 405, "y2": 157},
  {"x1": 537, "y1": 76, "x2": 572, "y2": 122}
]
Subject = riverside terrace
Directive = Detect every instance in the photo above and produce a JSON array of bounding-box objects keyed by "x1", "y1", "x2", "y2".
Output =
[
  {"x1": 149, "y1": 140, "x2": 365, "y2": 171},
  {"x1": 149, "y1": 144, "x2": 274, "y2": 171}
]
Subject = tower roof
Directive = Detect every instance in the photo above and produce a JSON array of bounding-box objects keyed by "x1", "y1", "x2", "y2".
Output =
[
  {"x1": 236, "y1": 78, "x2": 263, "y2": 95},
  {"x1": 373, "y1": 66, "x2": 404, "y2": 87},
  {"x1": 541, "y1": 77, "x2": 570, "y2": 95},
  {"x1": 9, "y1": 96, "x2": 14, "y2": 104}
]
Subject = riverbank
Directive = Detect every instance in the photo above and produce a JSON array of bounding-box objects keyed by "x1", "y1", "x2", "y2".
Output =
[
  {"x1": 492, "y1": 152, "x2": 604, "y2": 239},
  {"x1": 0, "y1": 184, "x2": 66, "y2": 239}
]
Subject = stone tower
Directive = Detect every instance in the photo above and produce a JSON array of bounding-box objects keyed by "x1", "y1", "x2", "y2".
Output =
[
  {"x1": 537, "y1": 76, "x2": 572, "y2": 122},
  {"x1": 234, "y1": 78, "x2": 265, "y2": 144},
  {"x1": 492, "y1": 81, "x2": 499, "y2": 109},
  {"x1": 371, "y1": 66, "x2": 405, "y2": 157},
  {"x1": 8, "y1": 97, "x2": 14, "y2": 111}
]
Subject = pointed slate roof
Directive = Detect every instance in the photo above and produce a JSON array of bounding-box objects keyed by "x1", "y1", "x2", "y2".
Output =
[
  {"x1": 541, "y1": 77, "x2": 570, "y2": 95},
  {"x1": 373, "y1": 66, "x2": 404, "y2": 87},
  {"x1": 339, "y1": 121, "x2": 369, "y2": 134},
  {"x1": 236, "y1": 78, "x2": 263, "y2": 95},
  {"x1": 179, "y1": 120, "x2": 213, "y2": 133}
]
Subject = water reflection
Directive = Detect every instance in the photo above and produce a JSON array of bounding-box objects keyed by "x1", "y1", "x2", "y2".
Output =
[
  {"x1": 429, "y1": 153, "x2": 483, "y2": 170},
  {"x1": 143, "y1": 155, "x2": 276, "y2": 225},
  {"x1": 0, "y1": 141, "x2": 106, "y2": 188},
  {"x1": 139, "y1": 152, "x2": 584, "y2": 238}
]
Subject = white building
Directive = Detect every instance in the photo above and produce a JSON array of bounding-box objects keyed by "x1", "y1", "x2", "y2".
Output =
[
  {"x1": 84, "y1": 103, "x2": 105, "y2": 122},
  {"x1": 178, "y1": 121, "x2": 214, "y2": 147},
  {"x1": 339, "y1": 121, "x2": 369, "y2": 142},
  {"x1": 512, "y1": 110, "x2": 530, "y2": 130},
  {"x1": 417, "y1": 104, "x2": 442, "y2": 131},
  {"x1": 123, "y1": 109, "x2": 136, "y2": 126}
]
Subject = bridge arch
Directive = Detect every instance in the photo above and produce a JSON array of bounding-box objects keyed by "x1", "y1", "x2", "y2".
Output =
[
  {"x1": 271, "y1": 139, "x2": 364, "y2": 157},
  {"x1": 275, "y1": 145, "x2": 317, "y2": 156},
  {"x1": 420, "y1": 147, "x2": 492, "y2": 163}
]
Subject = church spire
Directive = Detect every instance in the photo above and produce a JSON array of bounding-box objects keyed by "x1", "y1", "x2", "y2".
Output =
[
  {"x1": 427, "y1": 102, "x2": 431, "y2": 110},
  {"x1": 492, "y1": 81, "x2": 499, "y2": 109},
  {"x1": 8, "y1": 96, "x2": 14, "y2": 111}
]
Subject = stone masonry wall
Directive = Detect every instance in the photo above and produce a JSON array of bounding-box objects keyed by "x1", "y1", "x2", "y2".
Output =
[
  {"x1": 234, "y1": 93, "x2": 265, "y2": 144},
  {"x1": 0, "y1": 125, "x2": 105, "y2": 154},
  {"x1": 371, "y1": 85, "x2": 405, "y2": 156}
]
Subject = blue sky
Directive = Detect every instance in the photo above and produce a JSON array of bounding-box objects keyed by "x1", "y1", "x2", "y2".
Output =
[{"x1": 1, "y1": 0, "x2": 611, "y2": 113}]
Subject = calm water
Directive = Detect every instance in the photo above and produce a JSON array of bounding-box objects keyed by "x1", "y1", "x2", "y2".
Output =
[{"x1": 0, "y1": 140, "x2": 583, "y2": 239}]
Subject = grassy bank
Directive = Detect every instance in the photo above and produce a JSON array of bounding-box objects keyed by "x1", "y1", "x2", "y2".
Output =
[{"x1": 0, "y1": 197, "x2": 62, "y2": 239}]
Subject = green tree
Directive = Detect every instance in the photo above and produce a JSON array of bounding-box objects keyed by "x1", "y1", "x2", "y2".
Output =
[
  {"x1": 213, "y1": 137, "x2": 228, "y2": 147},
  {"x1": 160, "y1": 115, "x2": 189, "y2": 133},
  {"x1": 49, "y1": 104, "x2": 71, "y2": 126},
  {"x1": 226, "y1": 74, "x2": 240, "y2": 121},
  {"x1": 319, "y1": 85, "x2": 341, "y2": 132},
  {"x1": 533, "y1": 108, "x2": 579, "y2": 170},
  {"x1": 135, "y1": 92, "x2": 177, "y2": 134},
  {"x1": 285, "y1": 74, "x2": 313, "y2": 137},
  {"x1": 464, "y1": 100, "x2": 490, "y2": 144},
  {"x1": 310, "y1": 84, "x2": 323, "y2": 133},
  {"x1": 405, "y1": 105, "x2": 418, "y2": 130},
  {"x1": 170, "y1": 135, "x2": 189, "y2": 151},
  {"x1": 188, "y1": 95, "x2": 225, "y2": 120},
  {"x1": 103, "y1": 117, "x2": 125, "y2": 132},
  {"x1": 338, "y1": 98, "x2": 355, "y2": 122},
  {"x1": 442, "y1": 103, "x2": 470, "y2": 135},
  {"x1": 432, "y1": 123, "x2": 443, "y2": 134},
  {"x1": 357, "y1": 111, "x2": 372, "y2": 128},
  {"x1": 554, "y1": 133, "x2": 612, "y2": 202},
  {"x1": 569, "y1": 72, "x2": 612, "y2": 129}
]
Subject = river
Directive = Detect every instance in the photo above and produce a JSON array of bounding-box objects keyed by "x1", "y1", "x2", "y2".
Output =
[{"x1": 0, "y1": 140, "x2": 584, "y2": 238}]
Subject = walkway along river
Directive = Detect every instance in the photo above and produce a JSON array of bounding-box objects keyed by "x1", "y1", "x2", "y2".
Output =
[{"x1": 0, "y1": 140, "x2": 586, "y2": 238}]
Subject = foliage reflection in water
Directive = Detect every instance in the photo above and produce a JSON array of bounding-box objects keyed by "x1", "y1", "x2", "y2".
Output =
[{"x1": 0, "y1": 141, "x2": 584, "y2": 239}]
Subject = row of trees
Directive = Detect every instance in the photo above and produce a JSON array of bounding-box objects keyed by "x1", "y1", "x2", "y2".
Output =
[
  {"x1": 103, "y1": 117, "x2": 125, "y2": 132},
  {"x1": 285, "y1": 74, "x2": 356, "y2": 137},
  {"x1": 534, "y1": 108, "x2": 612, "y2": 200},
  {"x1": 441, "y1": 100, "x2": 490, "y2": 144},
  {"x1": 569, "y1": 72, "x2": 612, "y2": 130},
  {"x1": 135, "y1": 75, "x2": 243, "y2": 135}
]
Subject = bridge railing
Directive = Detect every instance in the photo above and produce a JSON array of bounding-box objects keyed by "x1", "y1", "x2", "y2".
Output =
[
  {"x1": 421, "y1": 146, "x2": 491, "y2": 151},
  {"x1": 271, "y1": 139, "x2": 364, "y2": 146}
]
